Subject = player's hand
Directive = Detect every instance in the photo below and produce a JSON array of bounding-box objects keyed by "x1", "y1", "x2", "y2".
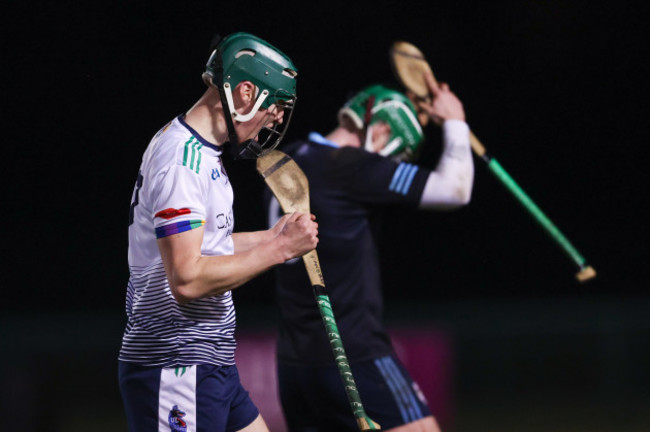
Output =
[
  {"x1": 276, "y1": 212, "x2": 318, "y2": 261},
  {"x1": 269, "y1": 213, "x2": 292, "y2": 238},
  {"x1": 417, "y1": 74, "x2": 465, "y2": 126}
]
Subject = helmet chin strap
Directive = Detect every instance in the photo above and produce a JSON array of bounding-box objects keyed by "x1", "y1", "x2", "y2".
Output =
[
  {"x1": 207, "y1": 50, "x2": 263, "y2": 159},
  {"x1": 208, "y1": 53, "x2": 239, "y2": 149}
]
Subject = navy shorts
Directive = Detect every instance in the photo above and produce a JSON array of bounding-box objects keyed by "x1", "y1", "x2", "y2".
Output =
[
  {"x1": 119, "y1": 361, "x2": 259, "y2": 432},
  {"x1": 278, "y1": 354, "x2": 432, "y2": 431}
]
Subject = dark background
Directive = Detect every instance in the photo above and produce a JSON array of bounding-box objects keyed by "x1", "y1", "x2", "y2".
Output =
[{"x1": 2, "y1": 1, "x2": 648, "y2": 431}]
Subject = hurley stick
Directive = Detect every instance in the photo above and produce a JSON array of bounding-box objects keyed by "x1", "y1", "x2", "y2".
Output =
[
  {"x1": 257, "y1": 150, "x2": 381, "y2": 431},
  {"x1": 390, "y1": 41, "x2": 596, "y2": 282}
]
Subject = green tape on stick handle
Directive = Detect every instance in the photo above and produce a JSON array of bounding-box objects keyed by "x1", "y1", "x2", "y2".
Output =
[
  {"x1": 314, "y1": 290, "x2": 380, "y2": 431},
  {"x1": 257, "y1": 149, "x2": 381, "y2": 428},
  {"x1": 388, "y1": 42, "x2": 595, "y2": 280},
  {"x1": 486, "y1": 158, "x2": 587, "y2": 267},
  {"x1": 472, "y1": 136, "x2": 595, "y2": 281}
]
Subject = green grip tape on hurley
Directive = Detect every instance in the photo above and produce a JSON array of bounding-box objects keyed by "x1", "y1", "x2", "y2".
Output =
[
  {"x1": 487, "y1": 158, "x2": 587, "y2": 267},
  {"x1": 315, "y1": 291, "x2": 380, "y2": 430}
]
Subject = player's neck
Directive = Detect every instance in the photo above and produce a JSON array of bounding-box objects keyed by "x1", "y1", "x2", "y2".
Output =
[{"x1": 184, "y1": 89, "x2": 227, "y2": 146}]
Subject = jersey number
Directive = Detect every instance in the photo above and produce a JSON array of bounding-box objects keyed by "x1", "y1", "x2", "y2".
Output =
[{"x1": 128, "y1": 172, "x2": 144, "y2": 226}]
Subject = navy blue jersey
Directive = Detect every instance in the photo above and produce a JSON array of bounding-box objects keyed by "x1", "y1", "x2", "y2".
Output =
[{"x1": 269, "y1": 135, "x2": 431, "y2": 366}]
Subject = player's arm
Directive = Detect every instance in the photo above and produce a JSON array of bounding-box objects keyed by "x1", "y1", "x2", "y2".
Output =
[
  {"x1": 340, "y1": 77, "x2": 472, "y2": 209},
  {"x1": 158, "y1": 212, "x2": 317, "y2": 304},
  {"x1": 231, "y1": 212, "x2": 296, "y2": 253},
  {"x1": 231, "y1": 231, "x2": 272, "y2": 253},
  {"x1": 418, "y1": 119, "x2": 473, "y2": 209},
  {"x1": 417, "y1": 76, "x2": 474, "y2": 210}
]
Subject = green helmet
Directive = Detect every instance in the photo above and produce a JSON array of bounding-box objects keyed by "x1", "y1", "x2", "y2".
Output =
[
  {"x1": 203, "y1": 32, "x2": 297, "y2": 119},
  {"x1": 339, "y1": 84, "x2": 423, "y2": 161},
  {"x1": 201, "y1": 32, "x2": 298, "y2": 158}
]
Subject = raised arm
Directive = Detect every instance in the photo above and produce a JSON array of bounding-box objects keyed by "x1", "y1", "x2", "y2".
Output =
[{"x1": 417, "y1": 74, "x2": 474, "y2": 210}]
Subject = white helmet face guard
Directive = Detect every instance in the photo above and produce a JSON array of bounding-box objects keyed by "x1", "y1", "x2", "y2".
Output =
[
  {"x1": 232, "y1": 90, "x2": 296, "y2": 159},
  {"x1": 359, "y1": 100, "x2": 421, "y2": 159}
]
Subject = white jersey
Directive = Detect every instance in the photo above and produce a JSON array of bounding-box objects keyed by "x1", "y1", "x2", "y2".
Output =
[{"x1": 119, "y1": 115, "x2": 237, "y2": 367}]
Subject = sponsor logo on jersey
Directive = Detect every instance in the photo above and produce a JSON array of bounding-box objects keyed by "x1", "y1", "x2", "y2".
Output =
[
  {"x1": 211, "y1": 167, "x2": 220, "y2": 180},
  {"x1": 168, "y1": 405, "x2": 187, "y2": 432},
  {"x1": 155, "y1": 208, "x2": 191, "y2": 220},
  {"x1": 216, "y1": 209, "x2": 233, "y2": 237}
]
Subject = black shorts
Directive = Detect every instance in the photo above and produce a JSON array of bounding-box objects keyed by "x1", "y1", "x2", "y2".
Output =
[
  {"x1": 119, "y1": 361, "x2": 259, "y2": 432},
  {"x1": 278, "y1": 354, "x2": 432, "y2": 431}
]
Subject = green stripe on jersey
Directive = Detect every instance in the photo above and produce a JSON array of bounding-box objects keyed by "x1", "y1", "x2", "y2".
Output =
[
  {"x1": 183, "y1": 137, "x2": 203, "y2": 174},
  {"x1": 195, "y1": 143, "x2": 203, "y2": 173},
  {"x1": 182, "y1": 137, "x2": 193, "y2": 166}
]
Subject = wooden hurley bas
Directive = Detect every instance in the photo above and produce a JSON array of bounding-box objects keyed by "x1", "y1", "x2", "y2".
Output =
[{"x1": 389, "y1": 41, "x2": 595, "y2": 282}]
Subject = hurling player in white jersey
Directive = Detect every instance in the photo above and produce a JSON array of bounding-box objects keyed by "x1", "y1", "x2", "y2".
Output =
[{"x1": 119, "y1": 32, "x2": 318, "y2": 432}]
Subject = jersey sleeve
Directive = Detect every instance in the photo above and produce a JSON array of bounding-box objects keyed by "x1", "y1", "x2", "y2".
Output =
[
  {"x1": 151, "y1": 164, "x2": 207, "y2": 238},
  {"x1": 330, "y1": 147, "x2": 430, "y2": 206}
]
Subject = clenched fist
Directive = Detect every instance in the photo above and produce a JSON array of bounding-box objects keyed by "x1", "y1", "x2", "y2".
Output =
[{"x1": 274, "y1": 212, "x2": 319, "y2": 262}]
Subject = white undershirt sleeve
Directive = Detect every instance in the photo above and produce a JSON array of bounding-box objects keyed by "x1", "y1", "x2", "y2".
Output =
[{"x1": 418, "y1": 119, "x2": 474, "y2": 210}]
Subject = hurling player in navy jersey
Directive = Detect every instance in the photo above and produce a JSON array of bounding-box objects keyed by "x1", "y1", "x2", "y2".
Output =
[
  {"x1": 119, "y1": 33, "x2": 318, "y2": 432},
  {"x1": 268, "y1": 74, "x2": 473, "y2": 432}
]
